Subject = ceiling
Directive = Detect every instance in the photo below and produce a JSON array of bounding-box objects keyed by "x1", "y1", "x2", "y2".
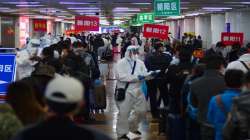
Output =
[{"x1": 0, "y1": 0, "x2": 250, "y2": 25}]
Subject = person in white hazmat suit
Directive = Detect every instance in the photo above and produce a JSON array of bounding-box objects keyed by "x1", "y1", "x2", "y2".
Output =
[
  {"x1": 115, "y1": 45, "x2": 160, "y2": 140},
  {"x1": 16, "y1": 38, "x2": 40, "y2": 80}
]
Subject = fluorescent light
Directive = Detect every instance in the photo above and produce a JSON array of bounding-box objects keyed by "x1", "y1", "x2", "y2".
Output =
[
  {"x1": 185, "y1": 13, "x2": 204, "y2": 16},
  {"x1": 113, "y1": 8, "x2": 140, "y2": 12},
  {"x1": 181, "y1": 7, "x2": 189, "y2": 10},
  {"x1": 68, "y1": 7, "x2": 99, "y2": 10},
  {"x1": 0, "y1": 7, "x2": 10, "y2": 10},
  {"x1": 59, "y1": 2, "x2": 97, "y2": 5},
  {"x1": 202, "y1": 7, "x2": 232, "y2": 10},
  {"x1": 16, "y1": 5, "x2": 44, "y2": 7},
  {"x1": 204, "y1": 9, "x2": 224, "y2": 12},
  {"x1": 131, "y1": 3, "x2": 151, "y2": 5},
  {"x1": 2, "y1": 1, "x2": 40, "y2": 4}
]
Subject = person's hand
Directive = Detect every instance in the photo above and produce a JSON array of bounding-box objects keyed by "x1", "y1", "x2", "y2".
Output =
[
  {"x1": 150, "y1": 70, "x2": 160, "y2": 77},
  {"x1": 138, "y1": 75, "x2": 145, "y2": 81}
]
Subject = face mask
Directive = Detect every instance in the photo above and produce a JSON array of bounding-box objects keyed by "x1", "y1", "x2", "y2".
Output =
[{"x1": 241, "y1": 86, "x2": 249, "y2": 93}]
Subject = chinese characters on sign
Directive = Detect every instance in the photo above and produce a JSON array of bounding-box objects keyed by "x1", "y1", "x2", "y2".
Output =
[
  {"x1": 154, "y1": 0, "x2": 180, "y2": 16},
  {"x1": 0, "y1": 54, "x2": 16, "y2": 95},
  {"x1": 221, "y1": 32, "x2": 244, "y2": 46},
  {"x1": 75, "y1": 16, "x2": 99, "y2": 31},
  {"x1": 143, "y1": 24, "x2": 169, "y2": 39},
  {"x1": 137, "y1": 13, "x2": 155, "y2": 24},
  {"x1": 33, "y1": 19, "x2": 47, "y2": 32}
]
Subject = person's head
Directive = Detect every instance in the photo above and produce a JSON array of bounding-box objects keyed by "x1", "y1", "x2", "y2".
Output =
[
  {"x1": 232, "y1": 43, "x2": 241, "y2": 51},
  {"x1": 41, "y1": 47, "x2": 54, "y2": 59},
  {"x1": 178, "y1": 47, "x2": 192, "y2": 63},
  {"x1": 224, "y1": 69, "x2": 244, "y2": 89},
  {"x1": 245, "y1": 43, "x2": 250, "y2": 52},
  {"x1": 7, "y1": 79, "x2": 46, "y2": 125},
  {"x1": 237, "y1": 47, "x2": 248, "y2": 57},
  {"x1": 45, "y1": 77, "x2": 84, "y2": 116},
  {"x1": 198, "y1": 35, "x2": 201, "y2": 40},
  {"x1": 125, "y1": 45, "x2": 139, "y2": 61},
  {"x1": 154, "y1": 42, "x2": 164, "y2": 53},
  {"x1": 204, "y1": 54, "x2": 225, "y2": 71},
  {"x1": 192, "y1": 64, "x2": 206, "y2": 78}
]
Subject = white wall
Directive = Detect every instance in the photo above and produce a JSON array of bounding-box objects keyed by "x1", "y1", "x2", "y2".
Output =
[
  {"x1": 226, "y1": 11, "x2": 250, "y2": 43},
  {"x1": 195, "y1": 15, "x2": 212, "y2": 49},
  {"x1": 183, "y1": 18, "x2": 195, "y2": 33},
  {"x1": 211, "y1": 14, "x2": 225, "y2": 45}
]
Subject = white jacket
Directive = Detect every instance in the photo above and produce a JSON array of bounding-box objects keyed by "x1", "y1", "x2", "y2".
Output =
[{"x1": 226, "y1": 54, "x2": 250, "y2": 73}]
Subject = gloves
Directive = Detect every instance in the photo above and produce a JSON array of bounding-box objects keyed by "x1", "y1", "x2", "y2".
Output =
[
  {"x1": 138, "y1": 75, "x2": 145, "y2": 81},
  {"x1": 150, "y1": 70, "x2": 161, "y2": 77}
]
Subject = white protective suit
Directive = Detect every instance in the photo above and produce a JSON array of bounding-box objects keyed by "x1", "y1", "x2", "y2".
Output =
[
  {"x1": 16, "y1": 39, "x2": 40, "y2": 80},
  {"x1": 115, "y1": 46, "x2": 154, "y2": 138}
]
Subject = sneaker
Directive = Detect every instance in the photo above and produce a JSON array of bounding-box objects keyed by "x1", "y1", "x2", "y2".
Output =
[
  {"x1": 132, "y1": 130, "x2": 142, "y2": 135},
  {"x1": 118, "y1": 134, "x2": 130, "y2": 140}
]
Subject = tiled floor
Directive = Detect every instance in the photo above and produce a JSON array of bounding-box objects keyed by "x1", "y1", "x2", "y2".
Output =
[{"x1": 87, "y1": 55, "x2": 166, "y2": 140}]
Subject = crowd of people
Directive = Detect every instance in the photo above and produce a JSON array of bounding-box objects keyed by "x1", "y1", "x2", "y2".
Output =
[{"x1": 0, "y1": 30, "x2": 250, "y2": 140}]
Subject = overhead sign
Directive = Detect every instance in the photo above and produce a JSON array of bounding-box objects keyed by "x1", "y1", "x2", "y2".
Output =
[
  {"x1": 154, "y1": 0, "x2": 180, "y2": 16},
  {"x1": 0, "y1": 54, "x2": 16, "y2": 95},
  {"x1": 221, "y1": 32, "x2": 244, "y2": 46},
  {"x1": 143, "y1": 24, "x2": 169, "y2": 39},
  {"x1": 33, "y1": 19, "x2": 47, "y2": 32},
  {"x1": 75, "y1": 16, "x2": 99, "y2": 31},
  {"x1": 137, "y1": 13, "x2": 155, "y2": 24}
]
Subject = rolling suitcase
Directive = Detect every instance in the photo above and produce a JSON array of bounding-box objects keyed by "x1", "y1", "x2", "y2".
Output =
[{"x1": 93, "y1": 80, "x2": 107, "y2": 110}]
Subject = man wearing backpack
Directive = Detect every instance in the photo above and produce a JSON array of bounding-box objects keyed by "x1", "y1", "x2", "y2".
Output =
[
  {"x1": 190, "y1": 54, "x2": 226, "y2": 140},
  {"x1": 223, "y1": 71, "x2": 250, "y2": 140},
  {"x1": 207, "y1": 70, "x2": 244, "y2": 140}
]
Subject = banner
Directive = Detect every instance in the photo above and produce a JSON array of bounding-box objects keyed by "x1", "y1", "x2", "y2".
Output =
[
  {"x1": 154, "y1": 0, "x2": 180, "y2": 16},
  {"x1": 0, "y1": 54, "x2": 16, "y2": 95},
  {"x1": 75, "y1": 16, "x2": 99, "y2": 31},
  {"x1": 33, "y1": 19, "x2": 47, "y2": 32},
  {"x1": 221, "y1": 32, "x2": 244, "y2": 46},
  {"x1": 143, "y1": 24, "x2": 169, "y2": 39}
]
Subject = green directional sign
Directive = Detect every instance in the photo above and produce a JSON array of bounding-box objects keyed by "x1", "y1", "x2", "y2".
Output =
[
  {"x1": 154, "y1": 0, "x2": 180, "y2": 16},
  {"x1": 137, "y1": 13, "x2": 155, "y2": 24}
]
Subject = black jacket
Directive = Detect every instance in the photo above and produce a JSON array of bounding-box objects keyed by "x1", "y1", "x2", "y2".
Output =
[
  {"x1": 12, "y1": 116, "x2": 112, "y2": 140},
  {"x1": 190, "y1": 70, "x2": 226, "y2": 123}
]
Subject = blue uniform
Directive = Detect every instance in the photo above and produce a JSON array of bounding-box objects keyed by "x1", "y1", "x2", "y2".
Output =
[{"x1": 207, "y1": 89, "x2": 241, "y2": 140}]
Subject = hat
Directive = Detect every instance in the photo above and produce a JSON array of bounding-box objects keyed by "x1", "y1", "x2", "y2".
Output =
[
  {"x1": 45, "y1": 77, "x2": 84, "y2": 104},
  {"x1": 32, "y1": 64, "x2": 55, "y2": 78}
]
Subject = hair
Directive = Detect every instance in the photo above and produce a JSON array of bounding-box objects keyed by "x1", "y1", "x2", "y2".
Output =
[
  {"x1": 46, "y1": 100, "x2": 78, "y2": 115},
  {"x1": 192, "y1": 64, "x2": 206, "y2": 78},
  {"x1": 204, "y1": 54, "x2": 225, "y2": 70},
  {"x1": 154, "y1": 42, "x2": 163, "y2": 50},
  {"x1": 179, "y1": 47, "x2": 192, "y2": 63},
  {"x1": 42, "y1": 47, "x2": 54, "y2": 58},
  {"x1": 224, "y1": 69, "x2": 244, "y2": 88},
  {"x1": 6, "y1": 80, "x2": 46, "y2": 125}
]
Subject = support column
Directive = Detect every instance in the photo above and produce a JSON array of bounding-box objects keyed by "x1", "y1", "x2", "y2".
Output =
[
  {"x1": 211, "y1": 14, "x2": 225, "y2": 45},
  {"x1": 195, "y1": 15, "x2": 212, "y2": 49},
  {"x1": 183, "y1": 18, "x2": 195, "y2": 33}
]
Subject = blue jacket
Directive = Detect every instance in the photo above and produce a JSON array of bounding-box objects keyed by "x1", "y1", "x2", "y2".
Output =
[{"x1": 207, "y1": 89, "x2": 241, "y2": 140}]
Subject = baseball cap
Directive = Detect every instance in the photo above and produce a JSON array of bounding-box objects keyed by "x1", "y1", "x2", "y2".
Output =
[{"x1": 45, "y1": 77, "x2": 84, "y2": 104}]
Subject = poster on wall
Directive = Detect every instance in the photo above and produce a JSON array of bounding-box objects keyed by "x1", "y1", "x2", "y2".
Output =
[
  {"x1": 33, "y1": 19, "x2": 47, "y2": 32},
  {"x1": 1, "y1": 17, "x2": 16, "y2": 48},
  {"x1": 143, "y1": 24, "x2": 169, "y2": 39},
  {"x1": 75, "y1": 16, "x2": 99, "y2": 31},
  {"x1": 221, "y1": 32, "x2": 244, "y2": 46}
]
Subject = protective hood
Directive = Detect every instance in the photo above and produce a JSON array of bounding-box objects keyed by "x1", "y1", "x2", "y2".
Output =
[{"x1": 125, "y1": 45, "x2": 139, "y2": 61}]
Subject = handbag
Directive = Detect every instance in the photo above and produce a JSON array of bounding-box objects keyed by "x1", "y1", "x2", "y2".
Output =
[{"x1": 115, "y1": 61, "x2": 137, "y2": 101}]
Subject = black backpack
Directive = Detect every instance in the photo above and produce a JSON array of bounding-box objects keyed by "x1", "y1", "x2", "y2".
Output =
[{"x1": 223, "y1": 92, "x2": 250, "y2": 140}]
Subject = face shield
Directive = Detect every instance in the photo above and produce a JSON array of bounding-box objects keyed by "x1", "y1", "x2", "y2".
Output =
[
  {"x1": 27, "y1": 39, "x2": 40, "y2": 56},
  {"x1": 125, "y1": 46, "x2": 139, "y2": 61}
]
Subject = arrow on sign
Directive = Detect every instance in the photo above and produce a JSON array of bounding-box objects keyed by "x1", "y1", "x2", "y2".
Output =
[{"x1": 0, "y1": 80, "x2": 8, "y2": 84}]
